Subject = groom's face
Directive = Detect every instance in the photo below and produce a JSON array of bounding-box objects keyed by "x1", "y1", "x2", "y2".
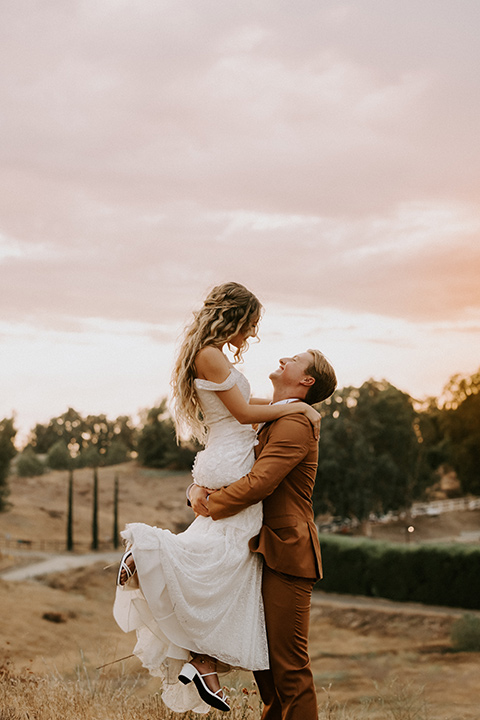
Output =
[{"x1": 269, "y1": 351, "x2": 314, "y2": 388}]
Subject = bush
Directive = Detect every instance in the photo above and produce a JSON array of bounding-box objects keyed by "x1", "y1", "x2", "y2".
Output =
[
  {"x1": 450, "y1": 613, "x2": 480, "y2": 651},
  {"x1": 317, "y1": 534, "x2": 480, "y2": 609},
  {"x1": 47, "y1": 440, "x2": 73, "y2": 470},
  {"x1": 16, "y1": 448, "x2": 44, "y2": 477},
  {"x1": 76, "y1": 444, "x2": 102, "y2": 468},
  {"x1": 103, "y1": 439, "x2": 129, "y2": 466}
]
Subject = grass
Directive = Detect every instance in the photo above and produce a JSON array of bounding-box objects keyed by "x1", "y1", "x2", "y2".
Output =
[
  {"x1": 1, "y1": 661, "x2": 462, "y2": 720},
  {"x1": 450, "y1": 613, "x2": 480, "y2": 652},
  {"x1": 0, "y1": 660, "x2": 262, "y2": 720}
]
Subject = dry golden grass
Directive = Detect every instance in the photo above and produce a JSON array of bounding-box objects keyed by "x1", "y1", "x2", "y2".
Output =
[
  {"x1": 0, "y1": 659, "x2": 266, "y2": 720},
  {"x1": 0, "y1": 660, "x2": 444, "y2": 720}
]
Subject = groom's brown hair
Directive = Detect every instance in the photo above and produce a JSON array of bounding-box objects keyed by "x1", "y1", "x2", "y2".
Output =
[{"x1": 304, "y1": 349, "x2": 337, "y2": 406}]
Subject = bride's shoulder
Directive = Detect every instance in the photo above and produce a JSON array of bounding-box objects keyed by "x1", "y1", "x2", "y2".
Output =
[{"x1": 195, "y1": 346, "x2": 231, "y2": 381}]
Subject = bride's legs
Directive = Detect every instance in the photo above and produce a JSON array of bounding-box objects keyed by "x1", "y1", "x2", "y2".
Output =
[{"x1": 190, "y1": 654, "x2": 222, "y2": 695}]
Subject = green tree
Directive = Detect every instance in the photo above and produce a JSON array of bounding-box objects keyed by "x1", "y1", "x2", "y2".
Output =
[
  {"x1": 416, "y1": 398, "x2": 449, "y2": 474},
  {"x1": 113, "y1": 474, "x2": 119, "y2": 549},
  {"x1": 47, "y1": 440, "x2": 73, "y2": 470},
  {"x1": 66, "y1": 469, "x2": 74, "y2": 551},
  {"x1": 103, "y1": 439, "x2": 129, "y2": 466},
  {"x1": 314, "y1": 380, "x2": 425, "y2": 521},
  {"x1": 439, "y1": 368, "x2": 480, "y2": 494},
  {"x1": 0, "y1": 418, "x2": 16, "y2": 511},
  {"x1": 29, "y1": 409, "x2": 137, "y2": 466},
  {"x1": 29, "y1": 408, "x2": 86, "y2": 454},
  {"x1": 137, "y1": 401, "x2": 197, "y2": 469},
  {"x1": 91, "y1": 467, "x2": 99, "y2": 550},
  {"x1": 77, "y1": 443, "x2": 102, "y2": 468}
]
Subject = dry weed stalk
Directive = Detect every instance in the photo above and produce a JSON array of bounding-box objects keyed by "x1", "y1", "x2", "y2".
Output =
[{"x1": 0, "y1": 660, "x2": 263, "y2": 720}]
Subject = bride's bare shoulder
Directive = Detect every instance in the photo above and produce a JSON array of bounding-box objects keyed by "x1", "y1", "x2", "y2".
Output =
[{"x1": 195, "y1": 346, "x2": 231, "y2": 381}]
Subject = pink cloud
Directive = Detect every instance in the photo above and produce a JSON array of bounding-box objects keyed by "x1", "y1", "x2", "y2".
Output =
[{"x1": 0, "y1": 0, "x2": 478, "y2": 329}]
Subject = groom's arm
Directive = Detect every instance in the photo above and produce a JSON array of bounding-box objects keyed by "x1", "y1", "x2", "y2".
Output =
[{"x1": 205, "y1": 414, "x2": 311, "y2": 520}]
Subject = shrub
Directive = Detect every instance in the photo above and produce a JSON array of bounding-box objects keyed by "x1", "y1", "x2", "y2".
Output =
[
  {"x1": 450, "y1": 613, "x2": 480, "y2": 651},
  {"x1": 76, "y1": 444, "x2": 102, "y2": 468},
  {"x1": 47, "y1": 440, "x2": 73, "y2": 470},
  {"x1": 16, "y1": 447, "x2": 45, "y2": 477},
  {"x1": 103, "y1": 439, "x2": 129, "y2": 466},
  {"x1": 317, "y1": 534, "x2": 480, "y2": 609}
]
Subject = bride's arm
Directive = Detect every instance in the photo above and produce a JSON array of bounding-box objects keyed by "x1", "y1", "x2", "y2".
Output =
[
  {"x1": 249, "y1": 398, "x2": 271, "y2": 405},
  {"x1": 195, "y1": 347, "x2": 320, "y2": 436}
]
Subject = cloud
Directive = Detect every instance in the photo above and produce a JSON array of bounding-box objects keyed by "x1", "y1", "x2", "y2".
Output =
[
  {"x1": 1, "y1": 0, "x2": 479, "y2": 216},
  {"x1": 0, "y1": 0, "x2": 479, "y2": 438},
  {"x1": 1, "y1": 199, "x2": 479, "y2": 327}
]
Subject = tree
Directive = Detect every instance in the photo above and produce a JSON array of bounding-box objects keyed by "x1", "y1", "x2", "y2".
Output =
[
  {"x1": 28, "y1": 409, "x2": 137, "y2": 466},
  {"x1": 91, "y1": 467, "x2": 99, "y2": 551},
  {"x1": 66, "y1": 469, "x2": 74, "y2": 551},
  {"x1": 137, "y1": 401, "x2": 197, "y2": 469},
  {"x1": 103, "y1": 439, "x2": 129, "y2": 466},
  {"x1": 416, "y1": 398, "x2": 450, "y2": 474},
  {"x1": 77, "y1": 443, "x2": 102, "y2": 468},
  {"x1": 29, "y1": 408, "x2": 86, "y2": 454},
  {"x1": 0, "y1": 418, "x2": 16, "y2": 511},
  {"x1": 439, "y1": 368, "x2": 480, "y2": 494},
  {"x1": 314, "y1": 380, "x2": 425, "y2": 522},
  {"x1": 113, "y1": 474, "x2": 119, "y2": 550},
  {"x1": 47, "y1": 440, "x2": 73, "y2": 470}
]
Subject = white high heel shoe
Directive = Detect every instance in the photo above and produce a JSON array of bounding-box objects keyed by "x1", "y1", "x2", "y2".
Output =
[{"x1": 178, "y1": 662, "x2": 230, "y2": 712}]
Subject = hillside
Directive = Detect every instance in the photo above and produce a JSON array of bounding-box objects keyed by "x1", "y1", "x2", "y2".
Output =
[{"x1": 2, "y1": 463, "x2": 480, "y2": 718}]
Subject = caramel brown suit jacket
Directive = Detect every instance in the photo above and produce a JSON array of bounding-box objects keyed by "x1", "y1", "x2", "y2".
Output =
[{"x1": 208, "y1": 413, "x2": 322, "y2": 580}]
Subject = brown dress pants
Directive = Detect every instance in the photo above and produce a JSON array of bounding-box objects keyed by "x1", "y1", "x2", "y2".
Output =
[{"x1": 253, "y1": 566, "x2": 318, "y2": 720}]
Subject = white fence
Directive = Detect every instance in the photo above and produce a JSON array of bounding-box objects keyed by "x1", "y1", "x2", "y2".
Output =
[{"x1": 410, "y1": 496, "x2": 480, "y2": 517}]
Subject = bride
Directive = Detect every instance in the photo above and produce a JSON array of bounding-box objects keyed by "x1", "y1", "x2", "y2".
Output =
[{"x1": 113, "y1": 282, "x2": 320, "y2": 713}]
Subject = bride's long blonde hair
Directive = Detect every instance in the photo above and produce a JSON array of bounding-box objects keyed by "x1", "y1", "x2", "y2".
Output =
[{"x1": 171, "y1": 282, "x2": 262, "y2": 440}]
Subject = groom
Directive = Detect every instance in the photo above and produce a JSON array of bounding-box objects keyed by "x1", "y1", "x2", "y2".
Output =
[{"x1": 189, "y1": 349, "x2": 337, "y2": 720}]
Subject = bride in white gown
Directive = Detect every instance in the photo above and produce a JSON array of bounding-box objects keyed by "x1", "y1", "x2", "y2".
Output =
[{"x1": 113, "y1": 282, "x2": 320, "y2": 713}]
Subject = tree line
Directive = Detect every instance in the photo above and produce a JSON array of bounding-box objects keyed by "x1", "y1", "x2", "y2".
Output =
[
  {"x1": 314, "y1": 368, "x2": 480, "y2": 520},
  {"x1": 0, "y1": 367, "x2": 479, "y2": 520}
]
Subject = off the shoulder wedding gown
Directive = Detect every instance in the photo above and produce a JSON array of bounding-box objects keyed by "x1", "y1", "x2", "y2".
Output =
[{"x1": 113, "y1": 367, "x2": 268, "y2": 713}]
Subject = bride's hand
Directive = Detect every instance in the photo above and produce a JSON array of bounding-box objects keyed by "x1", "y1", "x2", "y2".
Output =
[{"x1": 303, "y1": 404, "x2": 321, "y2": 441}]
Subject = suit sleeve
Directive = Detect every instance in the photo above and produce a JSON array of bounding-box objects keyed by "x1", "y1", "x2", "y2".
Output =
[{"x1": 208, "y1": 414, "x2": 311, "y2": 520}]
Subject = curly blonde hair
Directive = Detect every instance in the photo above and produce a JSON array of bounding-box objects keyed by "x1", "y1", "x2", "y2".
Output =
[{"x1": 171, "y1": 282, "x2": 262, "y2": 440}]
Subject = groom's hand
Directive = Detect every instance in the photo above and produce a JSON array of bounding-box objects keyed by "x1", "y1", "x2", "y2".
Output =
[{"x1": 189, "y1": 484, "x2": 213, "y2": 516}]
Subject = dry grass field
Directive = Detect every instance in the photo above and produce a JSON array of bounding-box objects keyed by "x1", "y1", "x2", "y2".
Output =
[{"x1": 1, "y1": 463, "x2": 480, "y2": 719}]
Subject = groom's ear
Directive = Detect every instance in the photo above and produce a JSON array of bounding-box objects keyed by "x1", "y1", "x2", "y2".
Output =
[{"x1": 300, "y1": 375, "x2": 315, "y2": 388}]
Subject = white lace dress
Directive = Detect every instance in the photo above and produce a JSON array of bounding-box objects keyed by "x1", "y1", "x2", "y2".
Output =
[{"x1": 113, "y1": 368, "x2": 268, "y2": 713}]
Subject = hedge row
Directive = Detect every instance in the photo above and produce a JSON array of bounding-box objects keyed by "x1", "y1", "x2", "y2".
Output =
[{"x1": 316, "y1": 534, "x2": 480, "y2": 609}]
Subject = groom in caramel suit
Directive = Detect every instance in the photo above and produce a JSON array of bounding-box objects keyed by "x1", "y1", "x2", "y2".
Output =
[{"x1": 190, "y1": 349, "x2": 337, "y2": 720}]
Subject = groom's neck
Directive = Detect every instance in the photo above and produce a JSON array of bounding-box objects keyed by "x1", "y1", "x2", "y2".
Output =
[{"x1": 271, "y1": 387, "x2": 305, "y2": 404}]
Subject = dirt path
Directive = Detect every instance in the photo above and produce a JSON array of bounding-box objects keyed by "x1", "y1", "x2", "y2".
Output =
[
  {"x1": 0, "y1": 550, "x2": 121, "y2": 581},
  {"x1": 312, "y1": 589, "x2": 478, "y2": 618},
  {"x1": 3, "y1": 547, "x2": 476, "y2": 623}
]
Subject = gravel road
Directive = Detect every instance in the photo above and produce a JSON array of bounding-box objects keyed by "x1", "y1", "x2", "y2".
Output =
[{"x1": 0, "y1": 550, "x2": 122, "y2": 581}]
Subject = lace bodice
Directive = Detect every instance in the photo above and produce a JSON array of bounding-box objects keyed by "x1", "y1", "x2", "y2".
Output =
[
  {"x1": 194, "y1": 367, "x2": 250, "y2": 427},
  {"x1": 192, "y1": 367, "x2": 258, "y2": 488}
]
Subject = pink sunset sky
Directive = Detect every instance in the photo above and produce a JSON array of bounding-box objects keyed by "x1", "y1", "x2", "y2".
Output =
[{"x1": 1, "y1": 0, "x2": 479, "y2": 443}]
